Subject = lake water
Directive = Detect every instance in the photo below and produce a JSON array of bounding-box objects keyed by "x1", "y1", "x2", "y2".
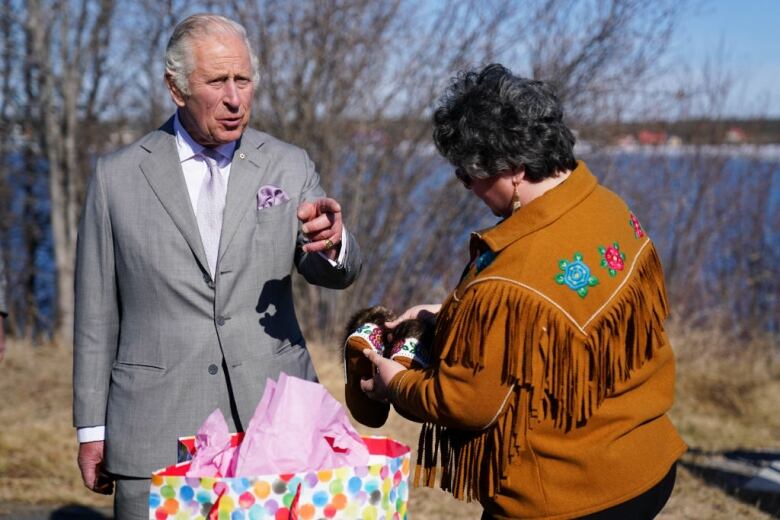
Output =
[{"x1": 2, "y1": 146, "x2": 778, "y2": 337}]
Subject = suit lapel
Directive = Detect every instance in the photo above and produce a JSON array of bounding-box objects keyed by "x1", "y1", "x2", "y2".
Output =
[
  {"x1": 139, "y1": 118, "x2": 210, "y2": 274},
  {"x1": 218, "y1": 131, "x2": 271, "y2": 266}
]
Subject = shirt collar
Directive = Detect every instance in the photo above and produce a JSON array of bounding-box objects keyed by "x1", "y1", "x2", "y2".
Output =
[
  {"x1": 173, "y1": 111, "x2": 237, "y2": 165},
  {"x1": 472, "y1": 160, "x2": 598, "y2": 254}
]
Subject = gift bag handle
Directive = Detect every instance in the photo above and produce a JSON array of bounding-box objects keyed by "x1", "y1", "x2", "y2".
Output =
[
  {"x1": 289, "y1": 482, "x2": 302, "y2": 520},
  {"x1": 207, "y1": 487, "x2": 226, "y2": 520}
]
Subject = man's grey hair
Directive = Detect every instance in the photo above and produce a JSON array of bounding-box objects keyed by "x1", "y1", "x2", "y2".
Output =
[{"x1": 165, "y1": 13, "x2": 260, "y2": 96}]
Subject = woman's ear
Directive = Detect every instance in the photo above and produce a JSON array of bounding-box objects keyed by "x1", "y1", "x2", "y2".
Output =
[{"x1": 512, "y1": 166, "x2": 525, "y2": 185}]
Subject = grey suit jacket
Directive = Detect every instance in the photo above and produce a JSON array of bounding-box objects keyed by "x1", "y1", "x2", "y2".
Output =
[{"x1": 73, "y1": 117, "x2": 361, "y2": 476}]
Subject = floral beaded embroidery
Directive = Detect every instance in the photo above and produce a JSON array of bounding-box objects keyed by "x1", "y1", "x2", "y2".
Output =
[
  {"x1": 389, "y1": 337, "x2": 430, "y2": 368},
  {"x1": 352, "y1": 323, "x2": 384, "y2": 353},
  {"x1": 598, "y1": 242, "x2": 626, "y2": 277},
  {"x1": 555, "y1": 252, "x2": 599, "y2": 298},
  {"x1": 629, "y1": 213, "x2": 645, "y2": 239}
]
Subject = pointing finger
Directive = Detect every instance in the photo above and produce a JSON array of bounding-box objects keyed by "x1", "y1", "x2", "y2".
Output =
[
  {"x1": 316, "y1": 197, "x2": 342, "y2": 214},
  {"x1": 297, "y1": 201, "x2": 317, "y2": 222}
]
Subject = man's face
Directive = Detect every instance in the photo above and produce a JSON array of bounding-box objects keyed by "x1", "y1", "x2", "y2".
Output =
[{"x1": 168, "y1": 34, "x2": 254, "y2": 147}]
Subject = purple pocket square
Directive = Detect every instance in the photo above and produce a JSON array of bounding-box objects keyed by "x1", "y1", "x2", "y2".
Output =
[{"x1": 257, "y1": 185, "x2": 290, "y2": 209}]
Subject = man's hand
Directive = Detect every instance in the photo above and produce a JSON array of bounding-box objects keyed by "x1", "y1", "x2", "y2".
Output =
[
  {"x1": 78, "y1": 441, "x2": 114, "y2": 495},
  {"x1": 385, "y1": 304, "x2": 441, "y2": 328},
  {"x1": 298, "y1": 198, "x2": 343, "y2": 259},
  {"x1": 0, "y1": 315, "x2": 5, "y2": 362},
  {"x1": 360, "y1": 349, "x2": 406, "y2": 402}
]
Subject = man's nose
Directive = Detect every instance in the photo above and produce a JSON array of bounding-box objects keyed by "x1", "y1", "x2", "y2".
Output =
[{"x1": 223, "y1": 80, "x2": 240, "y2": 109}]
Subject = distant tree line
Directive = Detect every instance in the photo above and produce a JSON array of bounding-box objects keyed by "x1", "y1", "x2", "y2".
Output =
[{"x1": 582, "y1": 118, "x2": 780, "y2": 145}]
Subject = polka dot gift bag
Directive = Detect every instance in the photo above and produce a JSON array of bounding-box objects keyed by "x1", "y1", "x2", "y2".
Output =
[{"x1": 149, "y1": 373, "x2": 411, "y2": 519}]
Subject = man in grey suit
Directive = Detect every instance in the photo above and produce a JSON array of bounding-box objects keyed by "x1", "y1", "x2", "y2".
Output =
[{"x1": 73, "y1": 14, "x2": 361, "y2": 518}]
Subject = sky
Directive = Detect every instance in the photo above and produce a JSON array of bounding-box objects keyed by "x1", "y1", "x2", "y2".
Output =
[{"x1": 673, "y1": 0, "x2": 780, "y2": 117}]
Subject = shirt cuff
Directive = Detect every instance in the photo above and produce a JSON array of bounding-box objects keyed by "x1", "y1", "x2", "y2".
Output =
[
  {"x1": 77, "y1": 426, "x2": 105, "y2": 443},
  {"x1": 317, "y1": 226, "x2": 348, "y2": 267}
]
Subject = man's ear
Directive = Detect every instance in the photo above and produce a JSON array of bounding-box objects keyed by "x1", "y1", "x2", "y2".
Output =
[{"x1": 165, "y1": 73, "x2": 187, "y2": 108}]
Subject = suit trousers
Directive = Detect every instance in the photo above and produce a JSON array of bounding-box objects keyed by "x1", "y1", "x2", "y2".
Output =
[{"x1": 114, "y1": 476, "x2": 150, "y2": 520}]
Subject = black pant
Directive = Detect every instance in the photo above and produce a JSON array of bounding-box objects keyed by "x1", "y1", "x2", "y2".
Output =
[
  {"x1": 579, "y1": 463, "x2": 677, "y2": 520},
  {"x1": 481, "y1": 463, "x2": 677, "y2": 520}
]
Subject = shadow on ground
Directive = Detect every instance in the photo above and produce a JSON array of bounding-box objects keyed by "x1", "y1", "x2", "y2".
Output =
[
  {"x1": 681, "y1": 448, "x2": 780, "y2": 517},
  {"x1": 51, "y1": 505, "x2": 111, "y2": 520},
  {"x1": 0, "y1": 505, "x2": 112, "y2": 520}
]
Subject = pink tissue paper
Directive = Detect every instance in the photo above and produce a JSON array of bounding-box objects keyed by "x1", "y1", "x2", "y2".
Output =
[{"x1": 186, "y1": 372, "x2": 369, "y2": 478}]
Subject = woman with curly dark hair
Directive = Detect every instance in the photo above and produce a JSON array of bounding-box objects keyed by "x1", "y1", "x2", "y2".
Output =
[{"x1": 363, "y1": 64, "x2": 686, "y2": 519}]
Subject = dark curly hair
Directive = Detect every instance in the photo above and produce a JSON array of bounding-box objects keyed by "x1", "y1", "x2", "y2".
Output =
[{"x1": 433, "y1": 63, "x2": 577, "y2": 183}]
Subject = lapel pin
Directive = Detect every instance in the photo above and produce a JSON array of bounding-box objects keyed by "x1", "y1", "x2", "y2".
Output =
[{"x1": 239, "y1": 152, "x2": 246, "y2": 159}]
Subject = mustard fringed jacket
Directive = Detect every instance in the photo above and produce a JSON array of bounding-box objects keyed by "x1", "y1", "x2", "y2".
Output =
[{"x1": 389, "y1": 161, "x2": 687, "y2": 519}]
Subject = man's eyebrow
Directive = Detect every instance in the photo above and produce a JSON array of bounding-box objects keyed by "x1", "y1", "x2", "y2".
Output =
[{"x1": 207, "y1": 72, "x2": 251, "y2": 81}]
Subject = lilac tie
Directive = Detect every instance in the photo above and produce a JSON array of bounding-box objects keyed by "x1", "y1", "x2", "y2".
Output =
[{"x1": 196, "y1": 149, "x2": 227, "y2": 276}]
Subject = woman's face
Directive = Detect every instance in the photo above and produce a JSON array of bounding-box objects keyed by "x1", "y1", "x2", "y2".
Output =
[{"x1": 469, "y1": 173, "x2": 516, "y2": 218}]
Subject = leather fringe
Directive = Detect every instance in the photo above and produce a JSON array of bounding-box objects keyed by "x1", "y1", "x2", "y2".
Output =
[{"x1": 414, "y1": 244, "x2": 670, "y2": 502}]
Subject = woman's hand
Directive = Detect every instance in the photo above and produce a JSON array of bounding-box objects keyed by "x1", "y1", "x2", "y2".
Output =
[
  {"x1": 386, "y1": 303, "x2": 441, "y2": 328},
  {"x1": 360, "y1": 349, "x2": 406, "y2": 402}
]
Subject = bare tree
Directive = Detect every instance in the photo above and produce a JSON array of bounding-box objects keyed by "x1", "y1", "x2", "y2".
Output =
[
  {"x1": 15, "y1": 0, "x2": 771, "y2": 346},
  {"x1": 0, "y1": 0, "x2": 15, "y2": 335},
  {"x1": 216, "y1": 0, "x2": 516, "y2": 340},
  {"x1": 216, "y1": 0, "x2": 688, "y2": 342},
  {"x1": 122, "y1": 0, "x2": 194, "y2": 129},
  {"x1": 19, "y1": 0, "x2": 116, "y2": 341},
  {"x1": 525, "y1": 0, "x2": 680, "y2": 123}
]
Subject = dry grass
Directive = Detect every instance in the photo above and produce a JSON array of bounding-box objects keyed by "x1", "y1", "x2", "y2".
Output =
[
  {"x1": 658, "y1": 323, "x2": 780, "y2": 520},
  {"x1": 0, "y1": 338, "x2": 113, "y2": 513},
  {"x1": 668, "y1": 324, "x2": 780, "y2": 451},
  {"x1": 0, "y1": 326, "x2": 777, "y2": 519}
]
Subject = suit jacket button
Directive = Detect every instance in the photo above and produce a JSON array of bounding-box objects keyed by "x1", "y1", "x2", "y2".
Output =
[
  {"x1": 216, "y1": 316, "x2": 226, "y2": 326},
  {"x1": 208, "y1": 364, "x2": 218, "y2": 375}
]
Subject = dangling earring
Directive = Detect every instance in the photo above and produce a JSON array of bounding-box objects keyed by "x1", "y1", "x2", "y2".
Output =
[{"x1": 512, "y1": 183, "x2": 522, "y2": 212}]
